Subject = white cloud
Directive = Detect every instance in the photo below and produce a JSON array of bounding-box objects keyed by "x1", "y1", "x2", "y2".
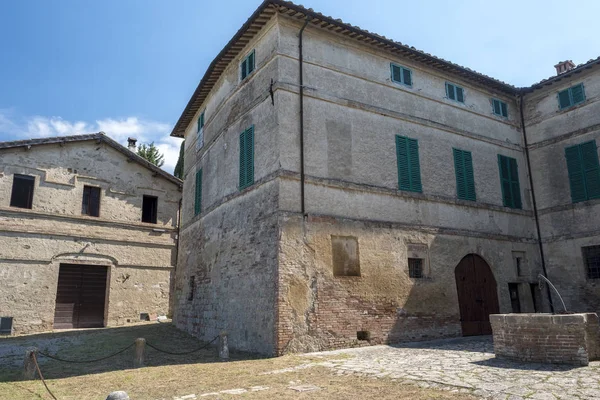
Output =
[{"x1": 0, "y1": 110, "x2": 182, "y2": 174}]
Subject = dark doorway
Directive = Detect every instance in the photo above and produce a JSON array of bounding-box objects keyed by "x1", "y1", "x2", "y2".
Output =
[
  {"x1": 455, "y1": 254, "x2": 500, "y2": 336},
  {"x1": 54, "y1": 264, "x2": 108, "y2": 329}
]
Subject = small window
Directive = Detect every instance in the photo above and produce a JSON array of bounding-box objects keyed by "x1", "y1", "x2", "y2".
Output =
[
  {"x1": 408, "y1": 258, "x2": 424, "y2": 278},
  {"x1": 498, "y1": 155, "x2": 522, "y2": 209},
  {"x1": 565, "y1": 140, "x2": 600, "y2": 203},
  {"x1": 390, "y1": 63, "x2": 412, "y2": 87},
  {"x1": 512, "y1": 251, "x2": 526, "y2": 276},
  {"x1": 558, "y1": 83, "x2": 586, "y2": 110},
  {"x1": 141, "y1": 195, "x2": 158, "y2": 224},
  {"x1": 188, "y1": 276, "x2": 195, "y2": 301},
  {"x1": 492, "y1": 98, "x2": 508, "y2": 118},
  {"x1": 446, "y1": 82, "x2": 465, "y2": 103},
  {"x1": 332, "y1": 236, "x2": 360, "y2": 277},
  {"x1": 0, "y1": 317, "x2": 13, "y2": 335},
  {"x1": 196, "y1": 111, "x2": 205, "y2": 150},
  {"x1": 10, "y1": 174, "x2": 35, "y2": 209},
  {"x1": 82, "y1": 186, "x2": 101, "y2": 217},
  {"x1": 240, "y1": 50, "x2": 255, "y2": 81},
  {"x1": 194, "y1": 169, "x2": 202, "y2": 216},
  {"x1": 239, "y1": 126, "x2": 255, "y2": 190},
  {"x1": 508, "y1": 283, "x2": 521, "y2": 313},
  {"x1": 395, "y1": 135, "x2": 422, "y2": 193},
  {"x1": 583, "y1": 245, "x2": 600, "y2": 280},
  {"x1": 356, "y1": 331, "x2": 370, "y2": 341}
]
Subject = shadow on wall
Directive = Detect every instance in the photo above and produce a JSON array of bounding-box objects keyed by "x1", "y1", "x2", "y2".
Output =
[{"x1": 0, "y1": 323, "x2": 263, "y2": 382}]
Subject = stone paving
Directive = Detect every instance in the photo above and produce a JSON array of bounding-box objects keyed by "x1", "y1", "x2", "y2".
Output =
[{"x1": 302, "y1": 336, "x2": 600, "y2": 400}]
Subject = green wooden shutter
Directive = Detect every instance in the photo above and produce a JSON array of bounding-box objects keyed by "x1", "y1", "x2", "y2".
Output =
[
  {"x1": 241, "y1": 59, "x2": 247, "y2": 80},
  {"x1": 402, "y1": 67, "x2": 412, "y2": 86},
  {"x1": 565, "y1": 144, "x2": 587, "y2": 202},
  {"x1": 245, "y1": 126, "x2": 255, "y2": 187},
  {"x1": 456, "y1": 86, "x2": 464, "y2": 103},
  {"x1": 396, "y1": 135, "x2": 421, "y2": 192},
  {"x1": 446, "y1": 83, "x2": 455, "y2": 100},
  {"x1": 391, "y1": 64, "x2": 401, "y2": 83},
  {"x1": 498, "y1": 155, "x2": 521, "y2": 208},
  {"x1": 500, "y1": 101, "x2": 508, "y2": 117},
  {"x1": 239, "y1": 131, "x2": 247, "y2": 189},
  {"x1": 581, "y1": 141, "x2": 600, "y2": 200},
  {"x1": 558, "y1": 89, "x2": 571, "y2": 109},
  {"x1": 454, "y1": 149, "x2": 476, "y2": 201},
  {"x1": 571, "y1": 83, "x2": 585, "y2": 104},
  {"x1": 493, "y1": 99, "x2": 501, "y2": 115},
  {"x1": 248, "y1": 50, "x2": 255, "y2": 74},
  {"x1": 194, "y1": 169, "x2": 202, "y2": 216}
]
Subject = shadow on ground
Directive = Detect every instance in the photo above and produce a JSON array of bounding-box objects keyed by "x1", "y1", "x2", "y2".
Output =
[
  {"x1": 0, "y1": 322, "x2": 263, "y2": 382},
  {"x1": 390, "y1": 335, "x2": 494, "y2": 354},
  {"x1": 471, "y1": 357, "x2": 584, "y2": 371}
]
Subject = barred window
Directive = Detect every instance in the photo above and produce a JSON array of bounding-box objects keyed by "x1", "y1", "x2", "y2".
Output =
[
  {"x1": 408, "y1": 258, "x2": 424, "y2": 279},
  {"x1": 584, "y1": 246, "x2": 600, "y2": 279}
]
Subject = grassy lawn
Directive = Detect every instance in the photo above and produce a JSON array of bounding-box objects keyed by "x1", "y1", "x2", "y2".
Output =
[{"x1": 0, "y1": 323, "x2": 477, "y2": 400}]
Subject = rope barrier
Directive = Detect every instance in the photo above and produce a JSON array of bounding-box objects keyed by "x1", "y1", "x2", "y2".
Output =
[
  {"x1": 32, "y1": 352, "x2": 58, "y2": 400},
  {"x1": 37, "y1": 343, "x2": 135, "y2": 364},
  {"x1": 145, "y1": 335, "x2": 219, "y2": 355}
]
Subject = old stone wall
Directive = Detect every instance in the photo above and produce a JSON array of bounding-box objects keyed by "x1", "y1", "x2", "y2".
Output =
[
  {"x1": 524, "y1": 68, "x2": 600, "y2": 313},
  {"x1": 0, "y1": 140, "x2": 180, "y2": 334},
  {"x1": 491, "y1": 313, "x2": 600, "y2": 365}
]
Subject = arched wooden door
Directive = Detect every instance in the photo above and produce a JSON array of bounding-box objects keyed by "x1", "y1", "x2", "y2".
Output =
[{"x1": 455, "y1": 254, "x2": 499, "y2": 336}]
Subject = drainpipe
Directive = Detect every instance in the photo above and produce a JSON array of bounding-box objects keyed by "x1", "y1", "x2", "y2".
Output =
[
  {"x1": 299, "y1": 17, "x2": 310, "y2": 218},
  {"x1": 519, "y1": 93, "x2": 554, "y2": 313}
]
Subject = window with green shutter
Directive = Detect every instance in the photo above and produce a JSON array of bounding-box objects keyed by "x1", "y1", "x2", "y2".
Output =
[
  {"x1": 196, "y1": 111, "x2": 205, "y2": 150},
  {"x1": 558, "y1": 83, "x2": 586, "y2": 110},
  {"x1": 565, "y1": 140, "x2": 600, "y2": 203},
  {"x1": 492, "y1": 98, "x2": 508, "y2": 118},
  {"x1": 239, "y1": 126, "x2": 255, "y2": 190},
  {"x1": 498, "y1": 155, "x2": 522, "y2": 209},
  {"x1": 194, "y1": 168, "x2": 202, "y2": 216},
  {"x1": 390, "y1": 63, "x2": 412, "y2": 87},
  {"x1": 446, "y1": 82, "x2": 465, "y2": 103},
  {"x1": 453, "y1": 149, "x2": 476, "y2": 201},
  {"x1": 240, "y1": 50, "x2": 255, "y2": 81},
  {"x1": 395, "y1": 135, "x2": 422, "y2": 192}
]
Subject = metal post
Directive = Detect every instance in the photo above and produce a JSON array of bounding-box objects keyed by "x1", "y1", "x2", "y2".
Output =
[
  {"x1": 134, "y1": 338, "x2": 146, "y2": 368},
  {"x1": 23, "y1": 348, "x2": 37, "y2": 380},
  {"x1": 219, "y1": 331, "x2": 229, "y2": 360}
]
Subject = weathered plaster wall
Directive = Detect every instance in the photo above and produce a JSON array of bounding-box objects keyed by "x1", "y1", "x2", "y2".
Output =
[
  {"x1": 0, "y1": 140, "x2": 180, "y2": 334},
  {"x1": 524, "y1": 68, "x2": 600, "y2": 313}
]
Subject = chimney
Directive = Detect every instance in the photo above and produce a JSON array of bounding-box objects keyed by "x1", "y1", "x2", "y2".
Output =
[
  {"x1": 554, "y1": 60, "x2": 576, "y2": 75},
  {"x1": 127, "y1": 137, "x2": 137, "y2": 151}
]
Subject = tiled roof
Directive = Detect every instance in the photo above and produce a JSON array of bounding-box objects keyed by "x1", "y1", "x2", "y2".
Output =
[{"x1": 0, "y1": 133, "x2": 182, "y2": 187}]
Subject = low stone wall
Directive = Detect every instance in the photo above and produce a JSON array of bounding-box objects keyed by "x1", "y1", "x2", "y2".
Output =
[{"x1": 490, "y1": 313, "x2": 600, "y2": 366}]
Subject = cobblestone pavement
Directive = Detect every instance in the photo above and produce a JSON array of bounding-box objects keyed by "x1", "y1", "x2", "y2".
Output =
[{"x1": 303, "y1": 336, "x2": 600, "y2": 400}]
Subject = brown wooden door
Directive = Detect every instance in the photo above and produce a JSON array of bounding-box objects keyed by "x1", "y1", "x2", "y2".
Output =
[
  {"x1": 54, "y1": 264, "x2": 108, "y2": 329},
  {"x1": 455, "y1": 254, "x2": 499, "y2": 336}
]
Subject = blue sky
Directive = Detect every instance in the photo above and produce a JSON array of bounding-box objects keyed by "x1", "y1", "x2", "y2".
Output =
[{"x1": 1, "y1": 0, "x2": 598, "y2": 173}]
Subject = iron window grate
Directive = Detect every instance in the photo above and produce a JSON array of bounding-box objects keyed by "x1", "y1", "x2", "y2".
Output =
[
  {"x1": 0, "y1": 317, "x2": 13, "y2": 335},
  {"x1": 408, "y1": 258, "x2": 424, "y2": 279},
  {"x1": 584, "y1": 245, "x2": 600, "y2": 279}
]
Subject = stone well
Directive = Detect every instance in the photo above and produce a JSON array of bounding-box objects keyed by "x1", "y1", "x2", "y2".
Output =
[{"x1": 490, "y1": 313, "x2": 600, "y2": 366}]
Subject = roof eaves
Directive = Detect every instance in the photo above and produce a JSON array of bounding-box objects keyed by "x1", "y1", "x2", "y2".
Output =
[{"x1": 524, "y1": 55, "x2": 600, "y2": 93}]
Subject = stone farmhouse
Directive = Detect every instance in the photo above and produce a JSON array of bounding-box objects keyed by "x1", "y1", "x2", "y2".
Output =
[
  {"x1": 171, "y1": 0, "x2": 600, "y2": 355},
  {"x1": 0, "y1": 133, "x2": 182, "y2": 335}
]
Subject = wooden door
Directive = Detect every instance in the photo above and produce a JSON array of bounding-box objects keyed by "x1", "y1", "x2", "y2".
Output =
[
  {"x1": 455, "y1": 254, "x2": 499, "y2": 336},
  {"x1": 54, "y1": 264, "x2": 108, "y2": 329}
]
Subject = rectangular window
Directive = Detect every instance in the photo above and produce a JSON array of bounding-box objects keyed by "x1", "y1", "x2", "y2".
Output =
[
  {"x1": 513, "y1": 251, "x2": 526, "y2": 277},
  {"x1": 331, "y1": 236, "x2": 360, "y2": 277},
  {"x1": 188, "y1": 276, "x2": 195, "y2": 301},
  {"x1": 584, "y1": 245, "x2": 600, "y2": 280},
  {"x1": 453, "y1": 148, "x2": 476, "y2": 201},
  {"x1": 10, "y1": 174, "x2": 35, "y2": 209},
  {"x1": 240, "y1": 49, "x2": 255, "y2": 81},
  {"x1": 239, "y1": 126, "x2": 255, "y2": 190},
  {"x1": 196, "y1": 111, "x2": 205, "y2": 150},
  {"x1": 445, "y1": 82, "x2": 465, "y2": 103},
  {"x1": 141, "y1": 195, "x2": 158, "y2": 224},
  {"x1": 395, "y1": 135, "x2": 422, "y2": 192},
  {"x1": 565, "y1": 140, "x2": 600, "y2": 203},
  {"x1": 492, "y1": 98, "x2": 508, "y2": 117},
  {"x1": 498, "y1": 155, "x2": 522, "y2": 209},
  {"x1": 82, "y1": 186, "x2": 101, "y2": 217},
  {"x1": 558, "y1": 83, "x2": 586, "y2": 110},
  {"x1": 390, "y1": 63, "x2": 412, "y2": 87},
  {"x1": 408, "y1": 258, "x2": 424, "y2": 278},
  {"x1": 508, "y1": 283, "x2": 521, "y2": 313},
  {"x1": 194, "y1": 169, "x2": 202, "y2": 216}
]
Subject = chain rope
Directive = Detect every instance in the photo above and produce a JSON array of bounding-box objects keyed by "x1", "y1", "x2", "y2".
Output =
[
  {"x1": 37, "y1": 342, "x2": 135, "y2": 364},
  {"x1": 145, "y1": 335, "x2": 219, "y2": 355},
  {"x1": 32, "y1": 352, "x2": 58, "y2": 400}
]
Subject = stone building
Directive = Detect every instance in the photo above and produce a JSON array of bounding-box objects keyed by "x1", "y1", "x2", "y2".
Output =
[
  {"x1": 171, "y1": 0, "x2": 600, "y2": 355},
  {"x1": 0, "y1": 133, "x2": 182, "y2": 335}
]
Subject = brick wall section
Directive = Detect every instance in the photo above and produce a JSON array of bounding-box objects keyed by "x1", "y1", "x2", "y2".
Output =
[{"x1": 490, "y1": 313, "x2": 600, "y2": 366}]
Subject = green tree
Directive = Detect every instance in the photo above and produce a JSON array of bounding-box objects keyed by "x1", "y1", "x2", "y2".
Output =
[
  {"x1": 174, "y1": 140, "x2": 185, "y2": 179},
  {"x1": 137, "y1": 142, "x2": 165, "y2": 168}
]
